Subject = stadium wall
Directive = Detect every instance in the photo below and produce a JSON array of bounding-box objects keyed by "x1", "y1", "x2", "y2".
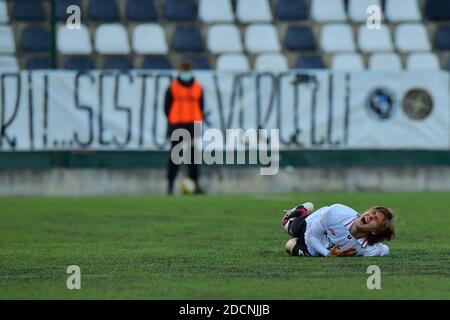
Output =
[{"x1": 1, "y1": 150, "x2": 450, "y2": 195}]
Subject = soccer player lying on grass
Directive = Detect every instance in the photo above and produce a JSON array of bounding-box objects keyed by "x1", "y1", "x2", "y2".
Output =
[{"x1": 282, "y1": 202, "x2": 396, "y2": 257}]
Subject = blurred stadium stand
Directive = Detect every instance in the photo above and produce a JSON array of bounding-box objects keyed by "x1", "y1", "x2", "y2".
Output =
[
  {"x1": 332, "y1": 52, "x2": 365, "y2": 70},
  {"x1": 20, "y1": 26, "x2": 51, "y2": 52},
  {"x1": 164, "y1": 0, "x2": 197, "y2": 21},
  {"x1": 26, "y1": 56, "x2": 51, "y2": 69},
  {"x1": 14, "y1": 0, "x2": 46, "y2": 21},
  {"x1": 103, "y1": 55, "x2": 133, "y2": 70},
  {"x1": 56, "y1": 0, "x2": 82, "y2": 21},
  {"x1": 0, "y1": 0, "x2": 450, "y2": 72},
  {"x1": 172, "y1": 25, "x2": 204, "y2": 52},
  {"x1": 142, "y1": 54, "x2": 172, "y2": 69},
  {"x1": 127, "y1": 0, "x2": 158, "y2": 21},
  {"x1": 200, "y1": 0, "x2": 235, "y2": 23},
  {"x1": 216, "y1": 53, "x2": 250, "y2": 71},
  {"x1": 368, "y1": 52, "x2": 402, "y2": 70},
  {"x1": 255, "y1": 52, "x2": 288, "y2": 71},
  {"x1": 295, "y1": 55, "x2": 324, "y2": 69},
  {"x1": 63, "y1": 55, "x2": 94, "y2": 70},
  {"x1": 89, "y1": 0, "x2": 120, "y2": 22}
]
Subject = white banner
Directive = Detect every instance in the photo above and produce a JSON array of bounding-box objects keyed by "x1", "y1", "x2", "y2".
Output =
[
  {"x1": 0, "y1": 70, "x2": 448, "y2": 151},
  {"x1": 347, "y1": 72, "x2": 450, "y2": 149}
]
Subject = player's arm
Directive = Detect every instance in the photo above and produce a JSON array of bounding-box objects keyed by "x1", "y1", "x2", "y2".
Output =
[
  {"x1": 305, "y1": 207, "x2": 338, "y2": 257},
  {"x1": 306, "y1": 217, "x2": 331, "y2": 257},
  {"x1": 306, "y1": 206, "x2": 356, "y2": 257},
  {"x1": 327, "y1": 245, "x2": 356, "y2": 257},
  {"x1": 364, "y1": 243, "x2": 390, "y2": 257}
]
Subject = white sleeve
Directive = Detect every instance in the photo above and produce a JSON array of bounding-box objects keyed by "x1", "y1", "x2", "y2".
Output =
[
  {"x1": 364, "y1": 243, "x2": 390, "y2": 257},
  {"x1": 305, "y1": 207, "x2": 332, "y2": 257}
]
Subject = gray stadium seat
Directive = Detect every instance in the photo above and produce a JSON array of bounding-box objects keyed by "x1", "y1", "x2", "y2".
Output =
[
  {"x1": 207, "y1": 24, "x2": 243, "y2": 54},
  {"x1": 254, "y1": 53, "x2": 288, "y2": 72},
  {"x1": 332, "y1": 53, "x2": 365, "y2": 71},
  {"x1": 0, "y1": 0, "x2": 9, "y2": 23},
  {"x1": 57, "y1": 24, "x2": 93, "y2": 55},
  {"x1": 95, "y1": 24, "x2": 130, "y2": 54},
  {"x1": 368, "y1": 53, "x2": 402, "y2": 71},
  {"x1": 311, "y1": 0, "x2": 347, "y2": 22},
  {"x1": 0, "y1": 26, "x2": 15, "y2": 54},
  {"x1": 199, "y1": 0, "x2": 234, "y2": 23},
  {"x1": 395, "y1": 24, "x2": 431, "y2": 52},
  {"x1": 0, "y1": 56, "x2": 19, "y2": 72},
  {"x1": 321, "y1": 24, "x2": 356, "y2": 52},
  {"x1": 132, "y1": 24, "x2": 168, "y2": 54},
  {"x1": 358, "y1": 25, "x2": 393, "y2": 52},
  {"x1": 236, "y1": 0, "x2": 273, "y2": 23},
  {"x1": 406, "y1": 53, "x2": 440, "y2": 70},
  {"x1": 348, "y1": 0, "x2": 382, "y2": 23},
  {"x1": 216, "y1": 54, "x2": 250, "y2": 72},
  {"x1": 385, "y1": 0, "x2": 421, "y2": 22},
  {"x1": 244, "y1": 24, "x2": 280, "y2": 53}
]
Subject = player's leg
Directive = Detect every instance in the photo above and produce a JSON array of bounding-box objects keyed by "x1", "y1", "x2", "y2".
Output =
[
  {"x1": 285, "y1": 237, "x2": 311, "y2": 257},
  {"x1": 283, "y1": 210, "x2": 311, "y2": 256},
  {"x1": 167, "y1": 140, "x2": 181, "y2": 195},
  {"x1": 281, "y1": 202, "x2": 314, "y2": 231},
  {"x1": 186, "y1": 124, "x2": 204, "y2": 194},
  {"x1": 285, "y1": 214, "x2": 308, "y2": 238},
  {"x1": 281, "y1": 202, "x2": 314, "y2": 256},
  {"x1": 285, "y1": 238, "x2": 299, "y2": 254}
]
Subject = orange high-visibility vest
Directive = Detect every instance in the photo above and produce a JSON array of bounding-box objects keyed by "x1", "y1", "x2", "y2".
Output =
[{"x1": 168, "y1": 80, "x2": 204, "y2": 125}]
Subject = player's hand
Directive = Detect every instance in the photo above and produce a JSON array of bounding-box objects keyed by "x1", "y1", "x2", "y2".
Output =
[{"x1": 327, "y1": 245, "x2": 356, "y2": 257}]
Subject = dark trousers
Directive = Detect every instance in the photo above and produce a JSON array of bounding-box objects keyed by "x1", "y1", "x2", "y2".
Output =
[
  {"x1": 168, "y1": 140, "x2": 199, "y2": 187},
  {"x1": 167, "y1": 122, "x2": 199, "y2": 193},
  {"x1": 287, "y1": 216, "x2": 311, "y2": 256}
]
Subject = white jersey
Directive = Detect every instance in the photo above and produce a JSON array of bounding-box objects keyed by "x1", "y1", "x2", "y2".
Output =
[{"x1": 304, "y1": 204, "x2": 389, "y2": 257}]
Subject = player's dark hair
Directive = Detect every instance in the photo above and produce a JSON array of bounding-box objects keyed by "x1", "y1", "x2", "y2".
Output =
[
  {"x1": 366, "y1": 206, "x2": 396, "y2": 245},
  {"x1": 178, "y1": 61, "x2": 193, "y2": 72}
]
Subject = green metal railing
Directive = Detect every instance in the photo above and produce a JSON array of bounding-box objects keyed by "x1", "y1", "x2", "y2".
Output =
[{"x1": 2, "y1": 150, "x2": 450, "y2": 169}]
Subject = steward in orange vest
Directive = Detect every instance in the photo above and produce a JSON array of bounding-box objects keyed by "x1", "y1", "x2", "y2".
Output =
[
  {"x1": 165, "y1": 78, "x2": 204, "y2": 126},
  {"x1": 164, "y1": 62, "x2": 205, "y2": 195}
]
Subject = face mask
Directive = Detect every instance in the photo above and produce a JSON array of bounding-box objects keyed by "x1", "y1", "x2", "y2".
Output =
[{"x1": 179, "y1": 72, "x2": 194, "y2": 82}]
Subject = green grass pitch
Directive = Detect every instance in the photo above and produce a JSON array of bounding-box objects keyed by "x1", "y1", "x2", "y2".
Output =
[{"x1": 0, "y1": 192, "x2": 449, "y2": 299}]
